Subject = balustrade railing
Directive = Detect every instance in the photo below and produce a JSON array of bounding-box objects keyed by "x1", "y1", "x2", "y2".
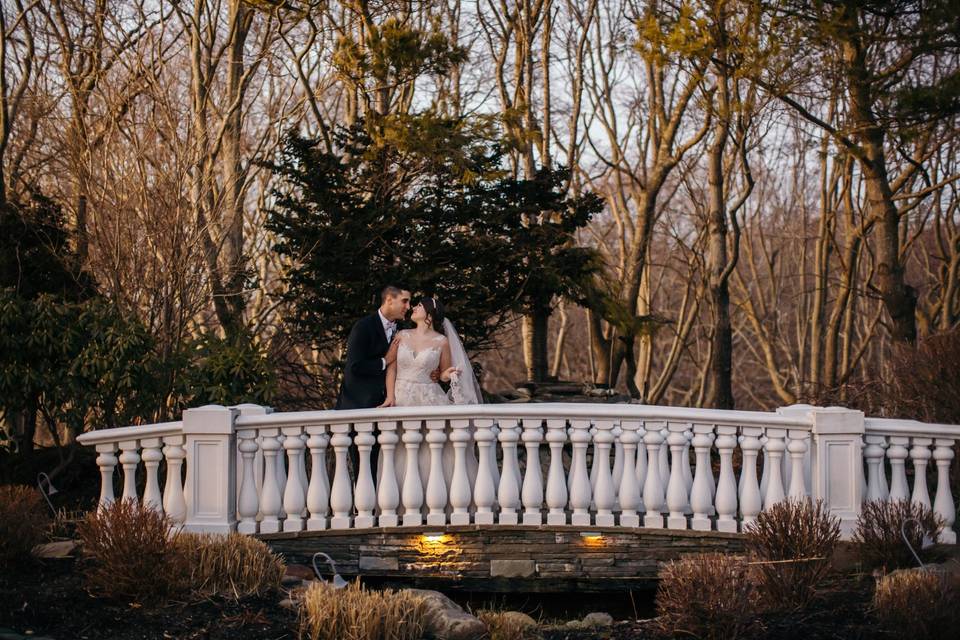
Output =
[{"x1": 75, "y1": 403, "x2": 960, "y2": 543}]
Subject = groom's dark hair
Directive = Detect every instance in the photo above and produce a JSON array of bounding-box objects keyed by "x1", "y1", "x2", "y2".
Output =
[{"x1": 380, "y1": 284, "x2": 406, "y2": 303}]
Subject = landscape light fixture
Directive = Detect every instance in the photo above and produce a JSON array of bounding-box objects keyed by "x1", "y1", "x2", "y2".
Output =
[
  {"x1": 37, "y1": 472, "x2": 59, "y2": 517},
  {"x1": 312, "y1": 551, "x2": 349, "y2": 589}
]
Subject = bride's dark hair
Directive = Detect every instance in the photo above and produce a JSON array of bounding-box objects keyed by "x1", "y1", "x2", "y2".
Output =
[{"x1": 421, "y1": 296, "x2": 445, "y2": 335}]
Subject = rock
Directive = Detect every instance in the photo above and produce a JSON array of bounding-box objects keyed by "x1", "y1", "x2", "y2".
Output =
[
  {"x1": 581, "y1": 612, "x2": 614, "y2": 628},
  {"x1": 564, "y1": 619, "x2": 586, "y2": 629},
  {"x1": 490, "y1": 559, "x2": 536, "y2": 578},
  {"x1": 499, "y1": 611, "x2": 537, "y2": 629},
  {"x1": 31, "y1": 540, "x2": 78, "y2": 559},
  {"x1": 278, "y1": 598, "x2": 298, "y2": 610},
  {"x1": 408, "y1": 589, "x2": 487, "y2": 640}
]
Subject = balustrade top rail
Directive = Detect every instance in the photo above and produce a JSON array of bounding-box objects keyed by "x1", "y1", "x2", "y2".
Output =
[
  {"x1": 232, "y1": 403, "x2": 814, "y2": 429},
  {"x1": 77, "y1": 420, "x2": 183, "y2": 445}
]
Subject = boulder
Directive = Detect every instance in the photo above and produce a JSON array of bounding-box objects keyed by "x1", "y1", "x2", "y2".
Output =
[
  {"x1": 408, "y1": 589, "x2": 487, "y2": 640},
  {"x1": 581, "y1": 612, "x2": 614, "y2": 628},
  {"x1": 31, "y1": 540, "x2": 78, "y2": 559},
  {"x1": 499, "y1": 611, "x2": 538, "y2": 629}
]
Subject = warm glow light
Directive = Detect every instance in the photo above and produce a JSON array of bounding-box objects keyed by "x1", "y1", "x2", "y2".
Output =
[
  {"x1": 580, "y1": 532, "x2": 605, "y2": 545},
  {"x1": 423, "y1": 534, "x2": 447, "y2": 543}
]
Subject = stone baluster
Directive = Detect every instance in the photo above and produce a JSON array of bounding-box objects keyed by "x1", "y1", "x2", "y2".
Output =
[
  {"x1": 282, "y1": 426, "x2": 307, "y2": 532},
  {"x1": 682, "y1": 429, "x2": 694, "y2": 515},
  {"x1": 473, "y1": 419, "x2": 497, "y2": 525},
  {"x1": 353, "y1": 422, "x2": 377, "y2": 528},
  {"x1": 299, "y1": 432, "x2": 309, "y2": 504},
  {"x1": 329, "y1": 423, "x2": 353, "y2": 529},
  {"x1": 237, "y1": 429, "x2": 260, "y2": 533},
  {"x1": 275, "y1": 435, "x2": 287, "y2": 519},
  {"x1": 119, "y1": 440, "x2": 141, "y2": 504},
  {"x1": 521, "y1": 418, "x2": 544, "y2": 525},
  {"x1": 589, "y1": 424, "x2": 599, "y2": 497},
  {"x1": 569, "y1": 419, "x2": 593, "y2": 526},
  {"x1": 666, "y1": 423, "x2": 690, "y2": 529},
  {"x1": 612, "y1": 424, "x2": 624, "y2": 500},
  {"x1": 863, "y1": 435, "x2": 887, "y2": 504},
  {"x1": 425, "y1": 420, "x2": 448, "y2": 526},
  {"x1": 545, "y1": 419, "x2": 568, "y2": 525},
  {"x1": 306, "y1": 425, "x2": 330, "y2": 530},
  {"x1": 489, "y1": 422, "x2": 502, "y2": 506},
  {"x1": 96, "y1": 443, "x2": 118, "y2": 509},
  {"x1": 140, "y1": 438, "x2": 163, "y2": 510},
  {"x1": 933, "y1": 439, "x2": 956, "y2": 544},
  {"x1": 739, "y1": 427, "x2": 763, "y2": 526},
  {"x1": 887, "y1": 436, "x2": 910, "y2": 501},
  {"x1": 715, "y1": 426, "x2": 739, "y2": 532},
  {"x1": 707, "y1": 432, "x2": 717, "y2": 511},
  {"x1": 787, "y1": 430, "x2": 809, "y2": 499},
  {"x1": 910, "y1": 438, "x2": 933, "y2": 509},
  {"x1": 690, "y1": 424, "x2": 715, "y2": 531},
  {"x1": 877, "y1": 439, "x2": 890, "y2": 499},
  {"x1": 763, "y1": 429, "x2": 787, "y2": 509},
  {"x1": 658, "y1": 427, "x2": 670, "y2": 491},
  {"x1": 259, "y1": 428, "x2": 283, "y2": 533},
  {"x1": 759, "y1": 435, "x2": 770, "y2": 500},
  {"x1": 498, "y1": 420, "x2": 522, "y2": 524},
  {"x1": 449, "y1": 419, "x2": 473, "y2": 525},
  {"x1": 593, "y1": 420, "x2": 616, "y2": 526},
  {"x1": 635, "y1": 423, "x2": 647, "y2": 514},
  {"x1": 161, "y1": 435, "x2": 186, "y2": 525},
  {"x1": 643, "y1": 424, "x2": 666, "y2": 528},
  {"x1": 618, "y1": 421, "x2": 641, "y2": 527},
  {"x1": 401, "y1": 420, "x2": 424, "y2": 526}
]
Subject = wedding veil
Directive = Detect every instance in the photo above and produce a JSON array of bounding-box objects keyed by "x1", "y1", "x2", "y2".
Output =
[{"x1": 443, "y1": 318, "x2": 483, "y2": 404}]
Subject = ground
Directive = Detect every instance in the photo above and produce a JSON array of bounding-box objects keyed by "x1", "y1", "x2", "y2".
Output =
[{"x1": 1, "y1": 556, "x2": 886, "y2": 640}]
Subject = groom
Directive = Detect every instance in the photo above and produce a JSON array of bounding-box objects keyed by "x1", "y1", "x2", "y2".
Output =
[{"x1": 335, "y1": 285, "x2": 411, "y2": 410}]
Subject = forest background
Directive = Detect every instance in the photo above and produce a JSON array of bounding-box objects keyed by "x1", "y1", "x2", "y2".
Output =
[{"x1": 2, "y1": 0, "x2": 959, "y2": 480}]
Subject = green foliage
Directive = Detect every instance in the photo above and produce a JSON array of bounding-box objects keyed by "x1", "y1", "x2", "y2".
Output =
[
  {"x1": 264, "y1": 119, "x2": 601, "y2": 360},
  {"x1": 181, "y1": 331, "x2": 276, "y2": 407}
]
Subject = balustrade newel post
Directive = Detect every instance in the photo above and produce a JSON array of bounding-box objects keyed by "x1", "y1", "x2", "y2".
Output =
[
  {"x1": 182, "y1": 405, "x2": 240, "y2": 533},
  {"x1": 802, "y1": 405, "x2": 866, "y2": 537}
]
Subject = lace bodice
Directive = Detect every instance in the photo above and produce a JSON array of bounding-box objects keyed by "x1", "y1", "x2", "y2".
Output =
[{"x1": 395, "y1": 331, "x2": 446, "y2": 383}]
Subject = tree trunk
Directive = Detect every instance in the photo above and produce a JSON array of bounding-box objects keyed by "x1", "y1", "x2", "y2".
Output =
[{"x1": 522, "y1": 304, "x2": 550, "y2": 382}]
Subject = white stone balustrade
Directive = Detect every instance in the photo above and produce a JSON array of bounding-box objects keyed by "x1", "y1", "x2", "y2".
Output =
[{"x1": 74, "y1": 403, "x2": 959, "y2": 544}]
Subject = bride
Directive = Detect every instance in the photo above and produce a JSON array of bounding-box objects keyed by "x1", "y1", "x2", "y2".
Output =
[{"x1": 379, "y1": 297, "x2": 482, "y2": 407}]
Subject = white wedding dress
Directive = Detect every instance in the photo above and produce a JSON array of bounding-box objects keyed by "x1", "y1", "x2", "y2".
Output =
[{"x1": 393, "y1": 326, "x2": 481, "y2": 406}]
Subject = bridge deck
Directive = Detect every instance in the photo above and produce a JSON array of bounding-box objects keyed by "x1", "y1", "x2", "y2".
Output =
[{"x1": 260, "y1": 525, "x2": 746, "y2": 592}]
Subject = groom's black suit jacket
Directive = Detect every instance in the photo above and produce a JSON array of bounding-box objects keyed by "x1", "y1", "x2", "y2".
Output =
[{"x1": 335, "y1": 313, "x2": 390, "y2": 410}]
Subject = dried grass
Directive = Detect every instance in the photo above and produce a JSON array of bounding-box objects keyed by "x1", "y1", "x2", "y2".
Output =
[
  {"x1": 853, "y1": 500, "x2": 943, "y2": 571},
  {"x1": 0, "y1": 484, "x2": 50, "y2": 568},
  {"x1": 744, "y1": 498, "x2": 841, "y2": 610},
  {"x1": 477, "y1": 610, "x2": 541, "y2": 640},
  {"x1": 873, "y1": 569, "x2": 958, "y2": 639},
  {"x1": 76, "y1": 499, "x2": 189, "y2": 603},
  {"x1": 299, "y1": 580, "x2": 427, "y2": 640},
  {"x1": 656, "y1": 553, "x2": 760, "y2": 640},
  {"x1": 175, "y1": 532, "x2": 285, "y2": 599}
]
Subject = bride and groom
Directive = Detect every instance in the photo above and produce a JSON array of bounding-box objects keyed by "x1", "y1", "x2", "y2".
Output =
[{"x1": 334, "y1": 285, "x2": 482, "y2": 410}]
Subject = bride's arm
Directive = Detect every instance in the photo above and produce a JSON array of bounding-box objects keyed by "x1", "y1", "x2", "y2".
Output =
[{"x1": 379, "y1": 338, "x2": 401, "y2": 407}]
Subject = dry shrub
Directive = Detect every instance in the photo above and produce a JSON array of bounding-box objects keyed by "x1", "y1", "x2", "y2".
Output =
[
  {"x1": 744, "y1": 498, "x2": 841, "y2": 610},
  {"x1": 477, "y1": 610, "x2": 541, "y2": 640},
  {"x1": 0, "y1": 485, "x2": 50, "y2": 569},
  {"x1": 300, "y1": 580, "x2": 427, "y2": 640},
  {"x1": 656, "y1": 553, "x2": 759, "y2": 640},
  {"x1": 853, "y1": 500, "x2": 943, "y2": 571},
  {"x1": 77, "y1": 499, "x2": 189, "y2": 603},
  {"x1": 873, "y1": 569, "x2": 958, "y2": 639},
  {"x1": 175, "y1": 532, "x2": 285, "y2": 599}
]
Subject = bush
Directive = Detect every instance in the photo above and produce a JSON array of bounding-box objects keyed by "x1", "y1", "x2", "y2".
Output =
[
  {"x1": 0, "y1": 485, "x2": 50, "y2": 569},
  {"x1": 656, "y1": 553, "x2": 759, "y2": 640},
  {"x1": 853, "y1": 500, "x2": 943, "y2": 571},
  {"x1": 77, "y1": 499, "x2": 189, "y2": 603},
  {"x1": 477, "y1": 610, "x2": 541, "y2": 640},
  {"x1": 873, "y1": 569, "x2": 958, "y2": 639},
  {"x1": 175, "y1": 532, "x2": 285, "y2": 599},
  {"x1": 299, "y1": 580, "x2": 427, "y2": 640},
  {"x1": 744, "y1": 498, "x2": 841, "y2": 610}
]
